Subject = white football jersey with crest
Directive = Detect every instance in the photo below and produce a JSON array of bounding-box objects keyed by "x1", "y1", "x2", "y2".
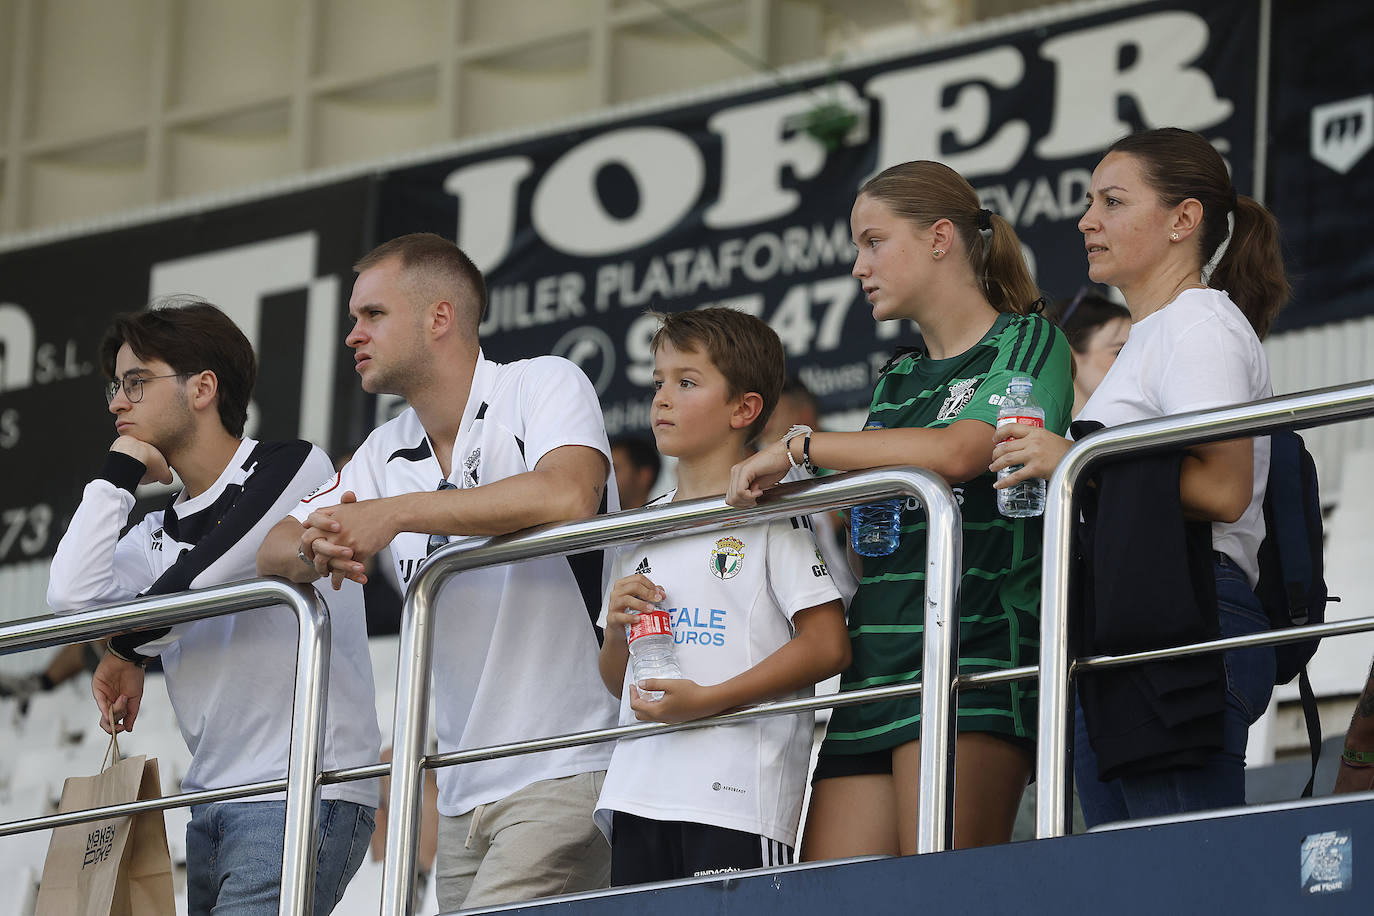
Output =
[{"x1": 595, "y1": 498, "x2": 842, "y2": 846}]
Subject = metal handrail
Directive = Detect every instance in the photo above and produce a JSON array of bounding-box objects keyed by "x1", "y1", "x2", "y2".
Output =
[
  {"x1": 1035, "y1": 379, "x2": 1374, "y2": 839},
  {"x1": 381, "y1": 467, "x2": 963, "y2": 916},
  {"x1": 0, "y1": 579, "x2": 333, "y2": 916}
]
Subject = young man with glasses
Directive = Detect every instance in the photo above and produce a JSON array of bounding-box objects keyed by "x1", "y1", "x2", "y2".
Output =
[
  {"x1": 47, "y1": 301, "x2": 382, "y2": 916},
  {"x1": 258, "y1": 233, "x2": 619, "y2": 911}
]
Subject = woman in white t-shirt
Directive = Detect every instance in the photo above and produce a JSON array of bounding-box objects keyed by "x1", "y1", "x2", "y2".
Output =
[{"x1": 990, "y1": 127, "x2": 1290, "y2": 825}]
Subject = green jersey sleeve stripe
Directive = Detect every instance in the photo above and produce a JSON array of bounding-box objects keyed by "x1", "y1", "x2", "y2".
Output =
[
  {"x1": 1030, "y1": 318, "x2": 1059, "y2": 378},
  {"x1": 1004, "y1": 317, "x2": 1029, "y2": 371},
  {"x1": 1015, "y1": 316, "x2": 1044, "y2": 373}
]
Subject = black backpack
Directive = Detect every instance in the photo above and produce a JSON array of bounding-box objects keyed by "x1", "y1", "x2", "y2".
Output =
[{"x1": 1253, "y1": 429, "x2": 1338, "y2": 796}]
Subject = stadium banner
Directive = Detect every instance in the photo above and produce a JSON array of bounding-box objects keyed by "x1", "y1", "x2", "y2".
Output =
[
  {"x1": 374, "y1": 0, "x2": 1260, "y2": 436},
  {"x1": 0, "y1": 179, "x2": 373, "y2": 569},
  {"x1": 1266, "y1": 1, "x2": 1374, "y2": 333}
]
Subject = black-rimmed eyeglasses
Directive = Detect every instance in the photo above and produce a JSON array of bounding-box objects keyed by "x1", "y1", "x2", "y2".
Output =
[
  {"x1": 106, "y1": 373, "x2": 190, "y2": 405},
  {"x1": 426, "y1": 479, "x2": 457, "y2": 555}
]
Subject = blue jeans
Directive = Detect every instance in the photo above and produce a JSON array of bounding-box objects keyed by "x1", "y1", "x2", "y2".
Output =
[
  {"x1": 1074, "y1": 556, "x2": 1276, "y2": 827},
  {"x1": 185, "y1": 799, "x2": 375, "y2": 916}
]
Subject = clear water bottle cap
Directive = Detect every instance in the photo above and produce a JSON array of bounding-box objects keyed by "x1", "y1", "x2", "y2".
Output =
[{"x1": 1008, "y1": 376, "x2": 1033, "y2": 394}]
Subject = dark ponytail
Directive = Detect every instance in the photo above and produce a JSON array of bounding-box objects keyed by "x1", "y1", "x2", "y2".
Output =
[
  {"x1": 1209, "y1": 195, "x2": 1290, "y2": 338},
  {"x1": 861, "y1": 161, "x2": 1042, "y2": 316},
  {"x1": 1108, "y1": 128, "x2": 1290, "y2": 338}
]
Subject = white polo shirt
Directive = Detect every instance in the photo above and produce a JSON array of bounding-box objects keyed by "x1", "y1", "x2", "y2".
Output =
[
  {"x1": 294, "y1": 352, "x2": 619, "y2": 816},
  {"x1": 594, "y1": 503, "x2": 843, "y2": 847}
]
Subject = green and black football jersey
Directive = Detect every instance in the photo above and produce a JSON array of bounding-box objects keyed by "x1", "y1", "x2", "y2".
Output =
[{"x1": 822, "y1": 311, "x2": 1072, "y2": 753}]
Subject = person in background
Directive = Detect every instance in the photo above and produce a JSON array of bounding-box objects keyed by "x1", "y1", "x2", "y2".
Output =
[
  {"x1": 0, "y1": 640, "x2": 107, "y2": 709},
  {"x1": 609, "y1": 435, "x2": 661, "y2": 511},
  {"x1": 992, "y1": 127, "x2": 1288, "y2": 825},
  {"x1": 729, "y1": 160, "x2": 1072, "y2": 853},
  {"x1": 1050, "y1": 289, "x2": 1132, "y2": 417},
  {"x1": 755, "y1": 376, "x2": 822, "y2": 447},
  {"x1": 1333, "y1": 658, "x2": 1374, "y2": 794}
]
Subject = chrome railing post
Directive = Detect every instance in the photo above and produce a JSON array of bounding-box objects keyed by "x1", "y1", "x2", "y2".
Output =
[
  {"x1": 278, "y1": 585, "x2": 331, "y2": 916},
  {"x1": 0, "y1": 579, "x2": 333, "y2": 916},
  {"x1": 917, "y1": 478, "x2": 962, "y2": 854},
  {"x1": 1035, "y1": 381, "x2": 1374, "y2": 839},
  {"x1": 381, "y1": 467, "x2": 962, "y2": 914}
]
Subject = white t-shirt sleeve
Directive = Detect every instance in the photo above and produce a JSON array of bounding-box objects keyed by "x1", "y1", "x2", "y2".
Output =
[
  {"x1": 47, "y1": 482, "x2": 158, "y2": 612},
  {"x1": 289, "y1": 437, "x2": 384, "y2": 522},
  {"x1": 1153, "y1": 310, "x2": 1258, "y2": 415},
  {"x1": 517, "y1": 357, "x2": 612, "y2": 471},
  {"x1": 766, "y1": 517, "x2": 844, "y2": 621}
]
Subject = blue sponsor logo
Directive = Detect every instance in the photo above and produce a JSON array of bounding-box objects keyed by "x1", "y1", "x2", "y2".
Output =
[{"x1": 667, "y1": 606, "x2": 727, "y2": 647}]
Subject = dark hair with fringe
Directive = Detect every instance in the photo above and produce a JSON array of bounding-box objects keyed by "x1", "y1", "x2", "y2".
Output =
[
  {"x1": 100, "y1": 300, "x2": 256, "y2": 437},
  {"x1": 859, "y1": 160, "x2": 1041, "y2": 314},
  {"x1": 648, "y1": 307, "x2": 785, "y2": 442},
  {"x1": 1108, "y1": 128, "x2": 1290, "y2": 338}
]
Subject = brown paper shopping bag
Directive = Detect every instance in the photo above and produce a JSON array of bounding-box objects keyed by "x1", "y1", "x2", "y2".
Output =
[{"x1": 34, "y1": 734, "x2": 176, "y2": 916}]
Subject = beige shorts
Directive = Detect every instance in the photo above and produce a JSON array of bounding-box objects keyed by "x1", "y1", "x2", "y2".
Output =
[{"x1": 435, "y1": 770, "x2": 609, "y2": 911}]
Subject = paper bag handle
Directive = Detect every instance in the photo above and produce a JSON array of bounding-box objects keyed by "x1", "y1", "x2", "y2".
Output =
[{"x1": 101, "y1": 709, "x2": 122, "y2": 771}]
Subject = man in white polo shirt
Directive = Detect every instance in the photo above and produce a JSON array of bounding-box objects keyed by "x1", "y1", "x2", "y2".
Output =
[{"x1": 258, "y1": 233, "x2": 618, "y2": 911}]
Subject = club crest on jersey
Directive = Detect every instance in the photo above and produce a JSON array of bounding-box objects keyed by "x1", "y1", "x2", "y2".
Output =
[
  {"x1": 462, "y1": 448, "x2": 480, "y2": 488},
  {"x1": 937, "y1": 378, "x2": 981, "y2": 421},
  {"x1": 710, "y1": 536, "x2": 744, "y2": 580}
]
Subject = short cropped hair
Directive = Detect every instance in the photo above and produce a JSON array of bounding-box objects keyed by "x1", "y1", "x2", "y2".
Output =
[
  {"x1": 649, "y1": 307, "x2": 785, "y2": 441},
  {"x1": 354, "y1": 233, "x2": 488, "y2": 330},
  {"x1": 100, "y1": 300, "x2": 256, "y2": 437}
]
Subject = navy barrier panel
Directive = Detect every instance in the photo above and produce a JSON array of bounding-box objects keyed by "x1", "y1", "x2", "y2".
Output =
[{"x1": 501, "y1": 797, "x2": 1374, "y2": 915}]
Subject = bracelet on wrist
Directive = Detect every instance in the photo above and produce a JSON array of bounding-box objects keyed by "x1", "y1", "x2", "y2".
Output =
[
  {"x1": 802, "y1": 433, "x2": 816, "y2": 475},
  {"x1": 1341, "y1": 746, "x2": 1374, "y2": 768},
  {"x1": 106, "y1": 642, "x2": 149, "y2": 668},
  {"x1": 781, "y1": 425, "x2": 813, "y2": 473}
]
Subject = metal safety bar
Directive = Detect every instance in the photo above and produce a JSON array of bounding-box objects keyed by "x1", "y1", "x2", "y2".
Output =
[
  {"x1": 1035, "y1": 379, "x2": 1374, "y2": 839},
  {"x1": 0, "y1": 579, "x2": 333, "y2": 916},
  {"x1": 381, "y1": 467, "x2": 963, "y2": 916}
]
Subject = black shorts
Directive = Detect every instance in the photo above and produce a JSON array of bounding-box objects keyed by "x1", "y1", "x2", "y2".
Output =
[
  {"x1": 811, "y1": 734, "x2": 1035, "y2": 785},
  {"x1": 609, "y1": 811, "x2": 792, "y2": 886},
  {"x1": 811, "y1": 748, "x2": 893, "y2": 784}
]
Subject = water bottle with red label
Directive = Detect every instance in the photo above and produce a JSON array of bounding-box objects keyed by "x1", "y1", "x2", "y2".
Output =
[
  {"x1": 996, "y1": 376, "x2": 1047, "y2": 517},
  {"x1": 626, "y1": 606, "x2": 685, "y2": 701}
]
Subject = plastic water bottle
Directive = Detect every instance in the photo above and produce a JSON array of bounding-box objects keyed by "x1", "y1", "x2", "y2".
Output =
[
  {"x1": 626, "y1": 606, "x2": 684, "y2": 701},
  {"x1": 850, "y1": 421, "x2": 903, "y2": 557},
  {"x1": 996, "y1": 376, "x2": 1047, "y2": 517}
]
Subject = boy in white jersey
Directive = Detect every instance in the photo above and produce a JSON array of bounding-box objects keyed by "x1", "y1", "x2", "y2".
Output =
[
  {"x1": 47, "y1": 302, "x2": 380, "y2": 916},
  {"x1": 596, "y1": 308, "x2": 850, "y2": 884}
]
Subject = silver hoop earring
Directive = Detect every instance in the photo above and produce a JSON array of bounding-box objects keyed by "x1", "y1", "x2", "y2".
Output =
[
  {"x1": 1169, "y1": 231, "x2": 1180, "y2": 242},
  {"x1": 932, "y1": 248, "x2": 945, "y2": 258}
]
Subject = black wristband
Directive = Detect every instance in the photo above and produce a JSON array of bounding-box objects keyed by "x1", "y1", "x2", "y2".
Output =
[
  {"x1": 802, "y1": 434, "x2": 817, "y2": 475},
  {"x1": 107, "y1": 635, "x2": 151, "y2": 668},
  {"x1": 100, "y1": 451, "x2": 147, "y2": 496}
]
